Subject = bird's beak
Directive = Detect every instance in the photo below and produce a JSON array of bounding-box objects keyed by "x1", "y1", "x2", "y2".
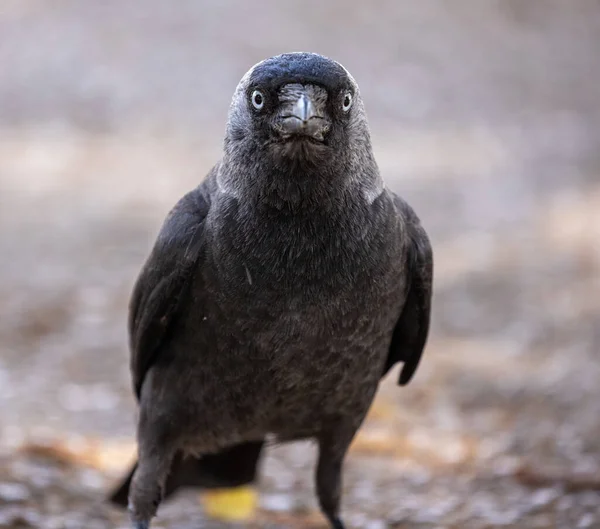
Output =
[{"x1": 276, "y1": 91, "x2": 330, "y2": 142}]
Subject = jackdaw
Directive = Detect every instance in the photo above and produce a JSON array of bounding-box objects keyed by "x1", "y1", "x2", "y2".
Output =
[{"x1": 116, "y1": 52, "x2": 433, "y2": 529}]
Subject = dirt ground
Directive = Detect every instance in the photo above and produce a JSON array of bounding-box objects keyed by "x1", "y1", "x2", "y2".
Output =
[{"x1": 0, "y1": 1, "x2": 599, "y2": 528}]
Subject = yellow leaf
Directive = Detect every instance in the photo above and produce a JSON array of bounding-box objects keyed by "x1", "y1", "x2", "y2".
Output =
[{"x1": 201, "y1": 486, "x2": 258, "y2": 522}]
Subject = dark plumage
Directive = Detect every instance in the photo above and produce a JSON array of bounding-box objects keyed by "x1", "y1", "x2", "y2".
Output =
[
  {"x1": 113, "y1": 52, "x2": 433, "y2": 529},
  {"x1": 108, "y1": 441, "x2": 264, "y2": 507}
]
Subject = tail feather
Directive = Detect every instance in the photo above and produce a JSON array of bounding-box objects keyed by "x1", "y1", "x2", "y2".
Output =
[
  {"x1": 107, "y1": 441, "x2": 264, "y2": 508},
  {"x1": 108, "y1": 462, "x2": 137, "y2": 507}
]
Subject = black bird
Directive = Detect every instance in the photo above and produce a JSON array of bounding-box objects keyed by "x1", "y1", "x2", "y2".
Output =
[{"x1": 114, "y1": 52, "x2": 433, "y2": 529}]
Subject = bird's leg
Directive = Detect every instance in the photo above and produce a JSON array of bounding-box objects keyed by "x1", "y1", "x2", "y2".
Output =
[
  {"x1": 128, "y1": 440, "x2": 176, "y2": 529},
  {"x1": 315, "y1": 430, "x2": 352, "y2": 529}
]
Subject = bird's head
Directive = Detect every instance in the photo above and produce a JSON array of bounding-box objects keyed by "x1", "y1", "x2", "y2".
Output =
[
  {"x1": 219, "y1": 53, "x2": 382, "y2": 209},
  {"x1": 224, "y1": 53, "x2": 372, "y2": 168}
]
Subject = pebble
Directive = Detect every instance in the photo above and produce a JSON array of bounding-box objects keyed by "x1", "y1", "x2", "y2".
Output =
[
  {"x1": 260, "y1": 493, "x2": 295, "y2": 513},
  {"x1": 0, "y1": 482, "x2": 30, "y2": 502}
]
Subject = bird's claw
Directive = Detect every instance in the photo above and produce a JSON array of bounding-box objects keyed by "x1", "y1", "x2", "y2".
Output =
[{"x1": 331, "y1": 517, "x2": 345, "y2": 529}]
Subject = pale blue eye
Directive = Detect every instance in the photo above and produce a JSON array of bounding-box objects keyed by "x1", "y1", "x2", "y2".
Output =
[
  {"x1": 251, "y1": 90, "x2": 265, "y2": 110},
  {"x1": 342, "y1": 92, "x2": 353, "y2": 112}
]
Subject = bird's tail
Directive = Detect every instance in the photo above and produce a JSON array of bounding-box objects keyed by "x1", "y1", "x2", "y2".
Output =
[{"x1": 108, "y1": 441, "x2": 264, "y2": 519}]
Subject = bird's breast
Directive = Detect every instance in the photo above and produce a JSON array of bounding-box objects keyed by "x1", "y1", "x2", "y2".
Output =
[{"x1": 203, "y1": 197, "x2": 405, "y2": 344}]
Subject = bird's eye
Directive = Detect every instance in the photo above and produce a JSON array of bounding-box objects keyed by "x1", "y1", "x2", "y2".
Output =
[
  {"x1": 342, "y1": 92, "x2": 353, "y2": 112},
  {"x1": 251, "y1": 90, "x2": 265, "y2": 110}
]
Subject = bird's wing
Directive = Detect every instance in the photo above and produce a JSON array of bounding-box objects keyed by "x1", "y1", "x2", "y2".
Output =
[
  {"x1": 129, "y1": 181, "x2": 212, "y2": 399},
  {"x1": 383, "y1": 194, "x2": 433, "y2": 386}
]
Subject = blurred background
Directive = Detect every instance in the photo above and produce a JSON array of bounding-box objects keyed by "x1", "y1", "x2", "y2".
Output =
[{"x1": 0, "y1": 1, "x2": 599, "y2": 528}]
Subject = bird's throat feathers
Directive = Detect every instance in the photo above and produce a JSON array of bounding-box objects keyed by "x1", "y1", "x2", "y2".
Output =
[{"x1": 218, "y1": 141, "x2": 382, "y2": 214}]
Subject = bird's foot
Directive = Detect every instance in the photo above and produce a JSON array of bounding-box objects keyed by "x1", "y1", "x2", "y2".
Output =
[
  {"x1": 127, "y1": 482, "x2": 161, "y2": 529},
  {"x1": 330, "y1": 516, "x2": 345, "y2": 529},
  {"x1": 128, "y1": 505, "x2": 153, "y2": 529}
]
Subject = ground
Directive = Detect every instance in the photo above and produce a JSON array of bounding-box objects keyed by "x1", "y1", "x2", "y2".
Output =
[{"x1": 0, "y1": 1, "x2": 599, "y2": 528}]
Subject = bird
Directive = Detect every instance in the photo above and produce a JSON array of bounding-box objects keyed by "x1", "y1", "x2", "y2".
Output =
[{"x1": 114, "y1": 52, "x2": 433, "y2": 529}]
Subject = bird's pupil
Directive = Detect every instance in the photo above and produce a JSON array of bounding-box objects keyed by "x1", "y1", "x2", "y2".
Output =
[
  {"x1": 254, "y1": 93, "x2": 263, "y2": 105},
  {"x1": 344, "y1": 95, "x2": 351, "y2": 107}
]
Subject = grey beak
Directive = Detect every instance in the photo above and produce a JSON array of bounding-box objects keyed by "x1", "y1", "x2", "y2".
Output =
[
  {"x1": 278, "y1": 93, "x2": 330, "y2": 141},
  {"x1": 294, "y1": 93, "x2": 315, "y2": 122}
]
